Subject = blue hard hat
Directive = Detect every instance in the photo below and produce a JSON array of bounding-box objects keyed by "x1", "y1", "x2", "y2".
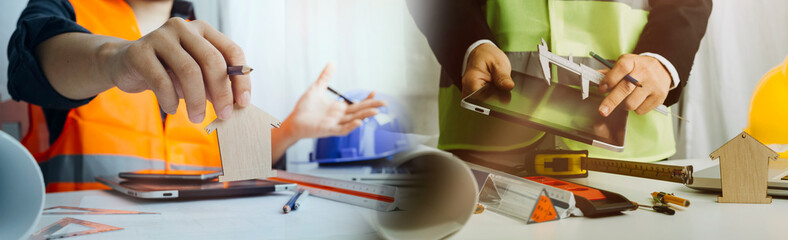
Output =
[{"x1": 312, "y1": 90, "x2": 412, "y2": 163}]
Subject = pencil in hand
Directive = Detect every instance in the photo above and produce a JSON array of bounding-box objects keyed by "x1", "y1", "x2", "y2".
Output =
[
  {"x1": 589, "y1": 51, "x2": 643, "y2": 88},
  {"x1": 327, "y1": 87, "x2": 354, "y2": 105},
  {"x1": 227, "y1": 65, "x2": 253, "y2": 75}
]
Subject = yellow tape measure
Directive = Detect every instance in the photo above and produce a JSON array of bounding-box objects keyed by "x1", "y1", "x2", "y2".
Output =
[
  {"x1": 533, "y1": 150, "x2": 693, "y2": 184},
  {"x1": 584, "y1": 158, "x2": 693, "y2": 184}
]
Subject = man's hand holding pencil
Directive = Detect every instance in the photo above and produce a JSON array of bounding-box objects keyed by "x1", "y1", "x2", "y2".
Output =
[
  {"x1": 100, "y1": 18, "x2": 250, "y2": 123},
  {"x1": 596, "y1": 54, "x2": 673, "y2": 117}
]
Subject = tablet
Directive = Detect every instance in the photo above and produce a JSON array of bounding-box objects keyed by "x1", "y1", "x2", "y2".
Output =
[
  {"x1": 119, "y1": 169, "x2": 221, "y2": 181},
  {"x1": 96, "y1": 176, "x2": 296, "y2": 199},
  {"x1": 460, "y1": 74, "x2": 628, "y2": 151}
]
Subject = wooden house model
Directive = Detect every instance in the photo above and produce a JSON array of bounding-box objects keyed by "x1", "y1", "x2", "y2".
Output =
[
  {"x1": 206, "y1": 104, "x2": 281, "y2": 182},
  {"x1": 710, "y1": 131, "x2": 778, "y2": 203}
]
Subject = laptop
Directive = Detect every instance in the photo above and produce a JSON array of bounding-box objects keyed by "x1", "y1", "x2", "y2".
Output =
[
  {"x1": 686, "y1": 158, "x2": 788, "y2": 197},
  {"x1": 96, "y1": 176, "x2": 296, "y2": 199},
  {"x1": 295, "y1": 164, "x2": 418, "y2": 186},
  {"x1": 291, "y1": 145, "x2": 449, "y2": 186}
]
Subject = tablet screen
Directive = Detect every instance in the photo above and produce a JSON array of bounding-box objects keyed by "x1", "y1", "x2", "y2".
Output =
[{"x1": 463, "y1": 74, "x2": 627, "y2": 148}]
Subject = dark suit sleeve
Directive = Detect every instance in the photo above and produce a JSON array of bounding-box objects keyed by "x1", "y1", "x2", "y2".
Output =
[
  {"x1": 7, "y1": 0, "x2": 92, "y2": 109},
  {"x1": 633, "y1": 0, "x2": 712, "y2": 106},
  {"x1": 406, "y1": 0, "x2": 494, "y2": 83}
]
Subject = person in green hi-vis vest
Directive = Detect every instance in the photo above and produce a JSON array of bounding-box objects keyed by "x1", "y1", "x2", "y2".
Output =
[{"x1": 407, "y1": 0, "x2": 712, "y2": 174}]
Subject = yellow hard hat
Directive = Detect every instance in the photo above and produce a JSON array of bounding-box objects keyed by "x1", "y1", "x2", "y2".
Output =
[{"x1": 746, "y1": 56, "x2": 788, "y2": 158}]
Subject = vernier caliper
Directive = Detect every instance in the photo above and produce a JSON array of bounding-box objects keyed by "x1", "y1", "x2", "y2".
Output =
[{"x1": 536, "y1": 38, "x2": 671, "y2": 115}]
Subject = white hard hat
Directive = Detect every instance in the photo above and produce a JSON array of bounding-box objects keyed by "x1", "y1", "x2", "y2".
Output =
[{"x1": 0, "y1": 131, "x2": 45, "y2": 239}]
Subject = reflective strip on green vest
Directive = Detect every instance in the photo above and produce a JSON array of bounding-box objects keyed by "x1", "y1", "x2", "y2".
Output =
[{"x1": 438, "y1": 0, "x2": 676, "y2": 161}]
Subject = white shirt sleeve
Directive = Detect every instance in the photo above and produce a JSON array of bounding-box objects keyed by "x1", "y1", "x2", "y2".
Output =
[
  {"x1": 639, "y1": 52, "x2": 680, "y2": 90},
  {"x1": 462, "y1": 42, "x2": 680, "y2": 91},
  {"x1": 462, "y1": 39, "x2": 496, "y2": 76}
]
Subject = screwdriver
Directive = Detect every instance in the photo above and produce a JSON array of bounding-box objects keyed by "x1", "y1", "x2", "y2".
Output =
[
  {"x1": 630, "y1": 201, "x2": 675, "y2": 215},
  {"x1": 652, "y1": 192, "x2": 690, "y2": 207}
]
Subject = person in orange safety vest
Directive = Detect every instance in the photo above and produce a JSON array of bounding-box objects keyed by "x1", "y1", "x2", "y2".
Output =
[{"x1": 7, "y1": 0, "x2": 384, "y2": 192}]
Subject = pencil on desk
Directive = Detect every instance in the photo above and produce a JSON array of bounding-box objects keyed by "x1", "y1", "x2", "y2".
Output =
[
  {"x1": 283, "y1": 189, "x2": 301, "y2": 214},
  {"x1": 589, "y1": 51, "x2": 643, "y2": 88},
  {"x1": 293, "y1": 189, "x2": 309, "y2": 211},
  {"x1": 284, "y1": 189, "x2": 308, "y2": 214},
  {"x1": 227, "y1": 65, "x2": 254, "y2": 75}
]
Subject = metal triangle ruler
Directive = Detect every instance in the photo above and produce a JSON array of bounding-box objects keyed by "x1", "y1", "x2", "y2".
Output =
[
  {"x1": 43, "y1": 206, "x2": 158, "y2": 215},
  {"x1": 527, "y1": 189, "x2": 560, "y2": 224},
  {"x1": 30, "y1": 217, "x2": 123, "y2": 240},
  {"x1": 270, "y1": 171, "x2": 398, "y2": 212}
]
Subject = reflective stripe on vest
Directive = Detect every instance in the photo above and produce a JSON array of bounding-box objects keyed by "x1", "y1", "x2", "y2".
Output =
[
  {"x1": 39, "y1": 0, "x2": 221, "y2": 192},
  {"x1": 438, "y1": 0, "x2": 676, "y2": 161},
  {"x1": 40, "y1": 155, "x2": 220, "y2": 190}
]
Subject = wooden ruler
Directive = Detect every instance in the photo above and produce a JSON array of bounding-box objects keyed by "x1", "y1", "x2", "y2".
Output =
[
  {"x1": 271, "y1": 171, "x2": 398, "y2": 212},
  {"x1": 582, "y1": 157, "x2": 693, "y2": 184}
]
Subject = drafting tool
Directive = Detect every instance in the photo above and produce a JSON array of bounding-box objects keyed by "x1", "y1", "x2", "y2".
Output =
[
  {"x1": 227, "y1": 65, "x2": 253, "y2": 75},
  {"x1": 530, "y1": 150, "x2": 694, "y2": 185},
  {"x1": 477, "y1": 173, "x2": 566, "y2": 223},
  {"x1": 525, "y1": 176, "x2": 635, "y2": 216},
  {"x1": 537, "y1": 38, "x2": 603, "y2": 100},
  {"x1": 652, "y1": 192, "x2": 690, "y2": 207},
  {"x1": 29, "y1": 217, "x2": 123, "y2": 240},
  {"x1": 536, "y1": 39, "x2": 683, "y2": 120},
  {"x1": 327, "y1": 87, "x2": 354, "y2": 104},
  {"x1": 43, "y1": 206, "x2": 158, "y2": 215},
  {"x1": 472, "y1": 162, "x2": 578, "y2": 221},
  {"x1": 590, "y1": 51, "x2": 643, "y2": 88},
  {"x1": 527, "y1": 190, "x2": 559, "y2": 224},
  {"x1": 270, "y1": 171, "x2": 398, "y2": 212}
]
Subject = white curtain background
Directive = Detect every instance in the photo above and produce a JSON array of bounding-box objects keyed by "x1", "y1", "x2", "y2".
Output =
[
  {"x1": 213, "y1": 0, "x2": 440, "y2": 127},
  {"x1": 0, "y1": 1, "x2": 28, "y2": 101},
  {"x1": 2, "y1": 0, "x2": 787, "y2": 160},
  {"x1": 675, "y1": 0, "x2": 788, "y2": 159},
  {"x1": 203, "y1": 0, "x2": 441, "y2": 162}
]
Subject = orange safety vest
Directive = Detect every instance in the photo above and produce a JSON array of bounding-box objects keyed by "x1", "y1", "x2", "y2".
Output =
[{"x1": 34, "y1": 0, "x2": 220, "y2": 192}]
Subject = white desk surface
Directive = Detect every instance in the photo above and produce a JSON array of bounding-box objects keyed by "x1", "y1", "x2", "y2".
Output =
[
  {"x1": 40, "y1": 159, "x2": 787, "y2": 240},
  {"x1": 453, "y1": 159, "x2": 786, "y2": 240},
  {"x1": 38, "y1": 190, "x2": 379, "y2": 239}
]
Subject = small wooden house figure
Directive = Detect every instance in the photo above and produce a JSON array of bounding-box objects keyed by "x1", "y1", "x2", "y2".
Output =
[
  {"x1": 205, "y1": 104, "x2": 281, "y2": 182},
  {"x1": 710, "y1": 131, "x2": 778, "y2": 204}
]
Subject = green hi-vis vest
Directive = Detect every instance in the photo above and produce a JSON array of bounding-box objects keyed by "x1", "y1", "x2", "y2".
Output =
[{"x1": 437, "y1": 0, "x2": 675, "y2": 162}]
